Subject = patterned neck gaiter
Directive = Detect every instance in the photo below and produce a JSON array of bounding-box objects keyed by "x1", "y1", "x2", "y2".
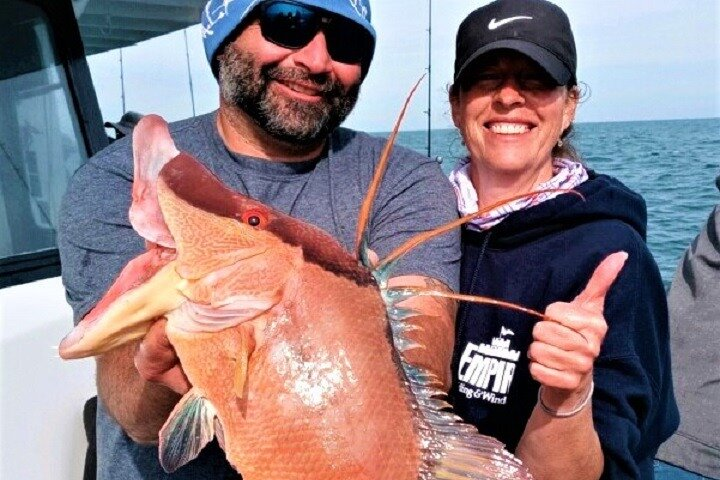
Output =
[{"x1": 448, "y1": 157, "x2": 589, "y2": 232}]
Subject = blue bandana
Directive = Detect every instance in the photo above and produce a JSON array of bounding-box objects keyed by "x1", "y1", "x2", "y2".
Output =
[{"x1": 201, "y1": 0, "x2": 375, "y2": 67}]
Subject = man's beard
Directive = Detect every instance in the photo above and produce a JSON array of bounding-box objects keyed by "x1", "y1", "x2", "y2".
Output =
[{"x1": 217, "y1": 44, "x2": 360, "y2": 146}]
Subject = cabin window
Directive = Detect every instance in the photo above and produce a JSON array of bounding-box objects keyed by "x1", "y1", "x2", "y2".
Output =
[{"x1": 0, "y1": 0, "x2": 88, "y2": 283}]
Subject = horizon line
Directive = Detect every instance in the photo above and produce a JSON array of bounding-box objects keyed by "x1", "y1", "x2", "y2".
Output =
[{"x1": 371, "y1": 116, "x2": 719, "y2": 134}]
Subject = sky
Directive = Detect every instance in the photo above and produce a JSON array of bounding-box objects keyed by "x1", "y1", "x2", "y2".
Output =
[{"x1": 87, "y1": 0, "x2": 720, "y2": 132}]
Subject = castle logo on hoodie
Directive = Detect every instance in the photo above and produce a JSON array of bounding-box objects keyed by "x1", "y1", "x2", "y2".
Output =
[{"x1": 456, "y1": 327, "x2": 520, "y2": 404}]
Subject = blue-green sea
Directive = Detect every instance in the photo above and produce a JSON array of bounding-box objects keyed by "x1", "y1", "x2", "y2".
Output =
[{"x1": 391, "y1": 118, "x2": 720, "y2": 287}]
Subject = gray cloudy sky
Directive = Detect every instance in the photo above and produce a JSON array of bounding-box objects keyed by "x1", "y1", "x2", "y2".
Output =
[{"x1": 87, "y1": 0, "x2": 719, "y2": 132}]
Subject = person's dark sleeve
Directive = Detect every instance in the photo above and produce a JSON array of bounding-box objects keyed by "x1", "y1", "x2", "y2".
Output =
[{"x1": 590, "y1": 236, "x2": 679, "y2": 479}]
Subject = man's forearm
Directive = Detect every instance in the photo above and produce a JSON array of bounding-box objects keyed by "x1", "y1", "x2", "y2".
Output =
[
  {"x1": 516, "y1": 404, "x2": 603, "y2": 480},
  {"x1": 96, "y1": 342, "x2": 181, "y2": 444},
  {"x1": 387, "y1": 275, "x2": 457, "y2": 390}
]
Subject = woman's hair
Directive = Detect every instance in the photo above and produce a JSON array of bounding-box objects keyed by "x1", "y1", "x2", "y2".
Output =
[
  {"x1": 553, "y1": 122, "x2": 579, "y2": 161},
  {"x1": 552, "y1": 85, "x2": 582, "y2": 162},
  {"x1": 553, "y1": 85, "x2": 582, "y2": 161}
]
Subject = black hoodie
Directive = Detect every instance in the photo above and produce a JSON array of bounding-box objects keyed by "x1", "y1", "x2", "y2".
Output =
[{"x1": 449, "y1": 171, "x2": 679, "y2": 479}]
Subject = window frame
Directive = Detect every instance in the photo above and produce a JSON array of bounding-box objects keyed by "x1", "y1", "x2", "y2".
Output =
[{"x1": 0, "y1": 0, "x2": 107, "y2": 289}]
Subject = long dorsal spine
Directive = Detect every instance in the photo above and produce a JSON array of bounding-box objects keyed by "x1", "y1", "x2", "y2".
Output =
[{"x1": 353, "y1": 76, "x2": 425, "y2": 259}]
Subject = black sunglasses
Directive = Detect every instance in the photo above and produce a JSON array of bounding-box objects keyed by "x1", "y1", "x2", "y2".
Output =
[{"x1": 257, "y1": 0, "x2": 372, "y2": 65}]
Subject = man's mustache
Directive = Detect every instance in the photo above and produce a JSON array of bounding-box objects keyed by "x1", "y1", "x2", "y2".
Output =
[{"x1": 264, "y1": 66, "x2": 340, "y2": 97}]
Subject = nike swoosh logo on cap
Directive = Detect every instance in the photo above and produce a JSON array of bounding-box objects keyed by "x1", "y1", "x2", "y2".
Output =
[{"x1": 488, "y1": 16, "x2": 534, "y2": 30}]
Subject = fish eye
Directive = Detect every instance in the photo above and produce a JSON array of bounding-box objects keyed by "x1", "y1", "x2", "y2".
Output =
[{"x1": 241, "y1": 210, "x2": 267, "y2": 227}]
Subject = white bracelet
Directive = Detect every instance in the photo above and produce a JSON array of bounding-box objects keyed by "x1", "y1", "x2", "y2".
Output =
[{"x1": 537, "y1": 381, "x2": 594, "y2": 418}]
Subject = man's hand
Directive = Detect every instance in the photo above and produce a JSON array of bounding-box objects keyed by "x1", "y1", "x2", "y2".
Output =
[
  {"x1": 97, "y1": 324, "x2": 185, "y2": 443},
  {"x1": 529, "y1": 252, "x2": 628, "y2": 411},
  {"x1": 134, "y1": 319, "x2": 191, "y2": 395}
]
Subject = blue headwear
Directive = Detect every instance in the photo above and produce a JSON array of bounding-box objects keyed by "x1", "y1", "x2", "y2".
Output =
[{"x1": 201, "y1": 0, "x2": 376, "y2": 71}]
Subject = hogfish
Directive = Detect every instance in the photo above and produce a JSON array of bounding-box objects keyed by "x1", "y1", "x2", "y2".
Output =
[{"x1": 59, "y1": 110, "x2": 534, "y2": 479}]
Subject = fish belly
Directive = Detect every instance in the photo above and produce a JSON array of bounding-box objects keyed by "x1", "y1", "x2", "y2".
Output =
[{"x1": 169, "y1": 265, "x2": 422, "y2": 479}]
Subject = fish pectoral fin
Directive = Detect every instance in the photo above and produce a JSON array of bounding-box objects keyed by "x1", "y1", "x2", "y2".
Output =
[
  {"x1": 159, "y1": 388, "x2": 217, "y2": 473},
  {"x1": 233, "y1": 327, "x2": 256, "y2": 400},
  {"x1": 214, "y1": 417, "x2": 226, "y2": 451}
]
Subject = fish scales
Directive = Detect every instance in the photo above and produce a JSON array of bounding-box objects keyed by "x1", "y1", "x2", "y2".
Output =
[
  {"x1": 167, "y1": 261, "x2": 421, "y2": 479},
  {"x1": 59, "y1": 114, "x2": 533, "y2": 479}
]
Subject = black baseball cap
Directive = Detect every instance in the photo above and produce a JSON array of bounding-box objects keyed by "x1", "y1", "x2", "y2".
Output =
[
  {"x1": 454, "y1": 0, "x2": 577, "y2": 86},
  {"x1": 104, "y1": 111, "x2": 144, "y2": 138}
]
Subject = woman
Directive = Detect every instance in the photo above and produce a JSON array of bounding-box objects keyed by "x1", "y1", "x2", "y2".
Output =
[{"x1": 447, "y1": 1, "x2": 678, "y2": 478}]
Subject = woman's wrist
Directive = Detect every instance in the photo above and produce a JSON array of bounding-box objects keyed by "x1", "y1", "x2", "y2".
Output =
[{"x1": 537, "y1": 381, "x2": 594, "y2": 418}]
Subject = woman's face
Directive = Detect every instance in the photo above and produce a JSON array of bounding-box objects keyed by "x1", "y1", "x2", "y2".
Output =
[{"x1": 450, "y1": 51, "x2": 578, "y2": 178}]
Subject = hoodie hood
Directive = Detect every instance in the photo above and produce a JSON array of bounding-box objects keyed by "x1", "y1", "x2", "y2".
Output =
[{"x1": 483, "y1": 171, "x2": 647, "y2": 248}]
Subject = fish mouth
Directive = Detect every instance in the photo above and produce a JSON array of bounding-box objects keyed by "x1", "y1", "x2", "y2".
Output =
[{"x1": 59, "y1": 259, "x2": 187, "y2": 359}]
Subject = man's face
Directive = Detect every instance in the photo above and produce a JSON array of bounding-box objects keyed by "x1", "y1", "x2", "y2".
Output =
[{"x1": 217, "y1": 20, "x2": 364, "y2": 146}]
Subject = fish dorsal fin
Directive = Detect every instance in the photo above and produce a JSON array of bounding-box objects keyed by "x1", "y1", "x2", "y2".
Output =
[
  {"x1": 353, "y1": 76, "x2": 424, "y2": 259},
  {"x1": 214, "y1": 418, "x2": 226, "y2": 451},
  {"x1": 159, "y1": 388, "x2": 218, "y2": 473},
  {"x1": 383, "y1": 293, "x2": 534, "y2": 480},
  {"x1": 385, "y1": 287, "x2": 546, "y2": 320},
  {"x1": 129, "y1": 114, "x2": 180, "y2": 248}
]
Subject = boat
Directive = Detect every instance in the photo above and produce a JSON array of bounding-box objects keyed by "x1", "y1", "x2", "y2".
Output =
[{"x1": 0, "y1": 1, "x2": 205, "y2": 477}]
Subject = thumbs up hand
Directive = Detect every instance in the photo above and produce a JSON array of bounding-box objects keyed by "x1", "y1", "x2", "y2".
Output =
[{"x1": 529, "y1": 252, "x2": 628, "y2": 412}]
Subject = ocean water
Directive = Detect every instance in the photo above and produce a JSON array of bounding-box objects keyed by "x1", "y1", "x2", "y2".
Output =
[{"x1": 392, "y1": 118, "x2": 720, "y2": 287}]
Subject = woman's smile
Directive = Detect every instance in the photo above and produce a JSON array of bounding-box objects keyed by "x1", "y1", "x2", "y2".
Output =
[{"x1": 485, "y1": 121, "x2": 533, "y2": 135}]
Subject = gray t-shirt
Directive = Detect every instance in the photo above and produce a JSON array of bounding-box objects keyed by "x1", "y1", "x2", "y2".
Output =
[{"x1": 58, "y1": 112, "x2": 460, "y2": 479}]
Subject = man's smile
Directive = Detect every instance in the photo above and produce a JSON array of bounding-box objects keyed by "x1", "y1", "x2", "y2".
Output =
[{"x1": 273, "y1": 79, "x2": 325, "y2": 101}]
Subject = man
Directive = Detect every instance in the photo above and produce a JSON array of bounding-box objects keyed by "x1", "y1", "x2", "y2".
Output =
[
  {"x1": 58, "y1": 0, "x2": 460, "y2": 478},
  {"x1": 655, "y1": 176, "x2": 720, "y2": 480}
]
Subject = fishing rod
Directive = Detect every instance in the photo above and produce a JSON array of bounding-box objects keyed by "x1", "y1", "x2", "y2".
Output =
[{"x1": 426, "y1": 0, "x2": 432, "y2": 159}]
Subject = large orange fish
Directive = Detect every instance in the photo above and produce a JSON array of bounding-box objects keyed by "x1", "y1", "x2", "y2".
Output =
[{"x1": 59, "y1": 106, "x2": 534, "y2": 478}]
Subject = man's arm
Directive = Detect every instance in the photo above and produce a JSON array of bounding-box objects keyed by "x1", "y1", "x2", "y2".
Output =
[
  {"x1": 387, "y1": 275, "x2": 457, "y2": 390},
  {"x1": 96, "y1": 341, "x2": 181, "y2": 444},
  {"x1": 59, "y1": 154, "x2": 189, "y2": 444},
  {"x1": 96, "y1": 317, "x2": 191, "y2": 444},
  {"x1": 364, "y1": 147, "x2": 461, "y2": 390}
]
